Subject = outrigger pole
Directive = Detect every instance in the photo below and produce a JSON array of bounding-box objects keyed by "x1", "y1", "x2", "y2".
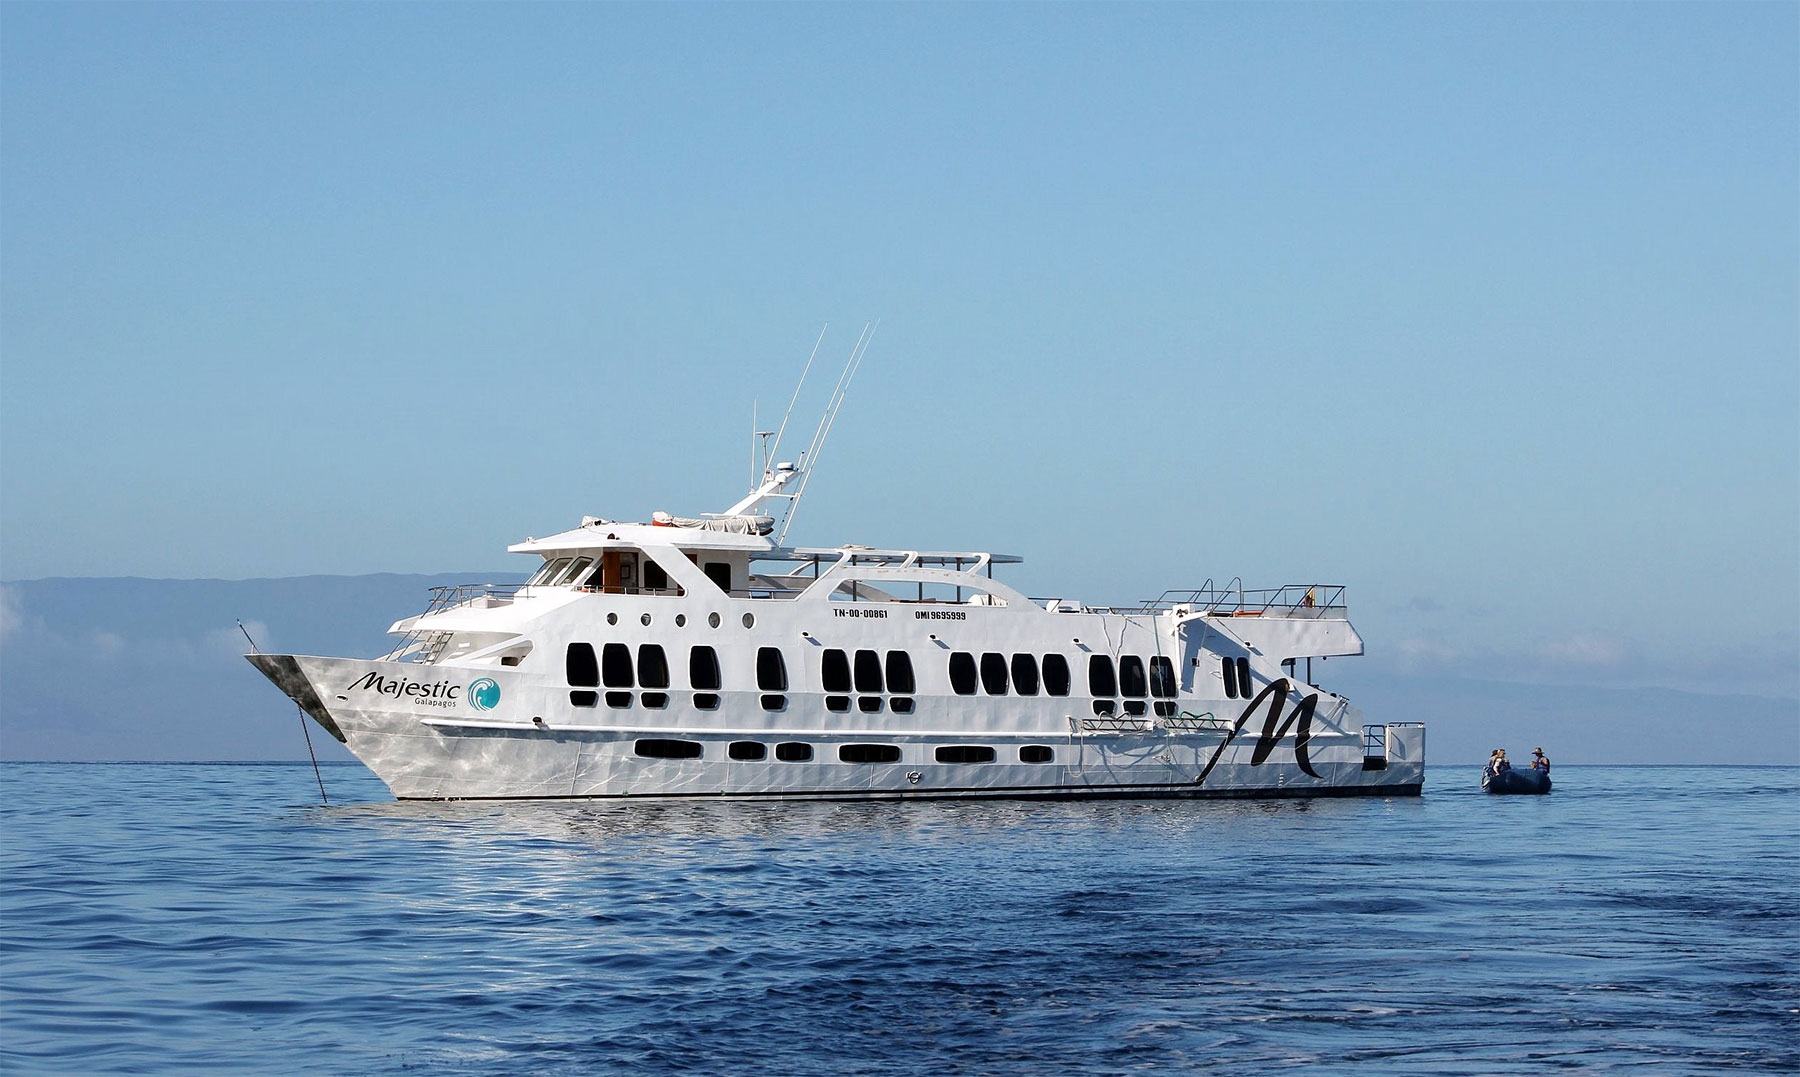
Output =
[{"x1": 777, "y1": 320, "x2": 876, "y2": 545}]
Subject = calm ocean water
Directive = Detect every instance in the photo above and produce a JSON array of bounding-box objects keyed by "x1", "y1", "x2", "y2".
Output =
[{"x1": 2, "y1": 763, "x2": 1795, "y2": 1075}]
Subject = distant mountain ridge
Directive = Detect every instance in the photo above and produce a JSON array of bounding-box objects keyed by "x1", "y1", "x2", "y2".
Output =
[{"x1": 2, "y1": 575, "x2": 1794, "y2": 766}]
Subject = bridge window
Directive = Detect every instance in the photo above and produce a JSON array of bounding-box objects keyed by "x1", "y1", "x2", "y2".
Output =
[
  {"x1": 948, "y1": 652, "x2": 978, "y2": 695},
  {"x1": 980, "y1": 652, "x2": 1009, "y2": 695},
  {"x1": 530, "y1": 557, "x2": 573, "y2": 586},
  {"x1": 1042, "y1": 654, "x2": 1071, "y2": 696},
  {"x1": 1010, "y1": 653, "x2": 1040, "y2": 696}
]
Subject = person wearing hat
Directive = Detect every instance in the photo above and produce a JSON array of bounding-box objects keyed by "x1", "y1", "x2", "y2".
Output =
[{"x1": 1531, "y1": 747, "x2": 1550, "y2": 773}]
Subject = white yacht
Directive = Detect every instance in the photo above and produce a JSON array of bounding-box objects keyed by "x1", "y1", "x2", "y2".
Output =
[{"x1": 248, "y1": 344, "x2": 1423, "y2": 801}]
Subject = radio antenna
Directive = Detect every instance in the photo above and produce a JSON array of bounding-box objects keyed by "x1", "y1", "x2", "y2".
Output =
[
  {"x1": 778, "y1": 319, "x2": 877, "y2": 545},
  {"x1": 768, "y1": 324, "x2": 828, "y2": 466}
]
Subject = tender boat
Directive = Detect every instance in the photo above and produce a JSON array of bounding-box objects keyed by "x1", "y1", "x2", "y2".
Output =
[
  {"x1": 247, "y1": 339, "x2": 1425, "y2": 801},
  {"x1": 1483, "y1": 768, "x2": 1552, "y2": 795}
]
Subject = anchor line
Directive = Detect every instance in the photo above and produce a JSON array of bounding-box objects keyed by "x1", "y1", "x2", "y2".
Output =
[{"x1": 239, "y1": 621, "x2": 328, "y2": 806}]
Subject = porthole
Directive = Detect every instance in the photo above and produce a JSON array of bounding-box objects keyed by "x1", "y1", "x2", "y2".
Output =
[
  {"x1": 742, "y1": 613, "x2": 755, "y2": 629},
  {"x1": 709, "y1": 612, "x2": 722, "y2": 628},
  {"x1": 607, "y1": 612, "x2": 619, "y2": 626},
  {"x1": 641, "y1": 613, "x2": 652, "y2": 627},
  {"x1": 675, "y1": 614, "x2": 687, "y2": 628}
]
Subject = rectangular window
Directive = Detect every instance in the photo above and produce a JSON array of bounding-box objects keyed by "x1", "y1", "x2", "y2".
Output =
[
  {"x1": 1042, "y1": 654, "x2": 1071, "y2": 696},
  {"x1": 635, "y1": 739, "x2": 701, "y2": 759},
  {"x1": 1149, "y1": 656, "x2": 1176, "y2": 698},
  {"x1": 570, "y1": 691, "x2": 597, "y2": 708},
  {"x1": 822, "y1": 649, "x2": 851, "y2": 693},
  {"x1": 853, "y1": 650, "x2": 884, "y2": 694},
  {"x1": 602, "y1": 643, "x2": 634, "y2": 689},
  {"x1": 1088, "y1": 654, "x2": 1117, "y2": 697},
  {"x1": 826, "y1": 695, "x2": 851, "y2": 713},
  {"x1": 1019, "y1": 745, "x2": 1054, "y2": 763},
  {"x1": 935, "y1": 745, "x2": 995, "y2": 764},
  {"x1": 728, "y1": 741, "x2": 766, "y2": 761},
  {"x1": 1119, "y1": 656, "x2": 1147, "y2": 698},
  {"x1": 704, "y1": 562, "x2": 732, "y2": 592},
  {"x1": 756, "y1": 647, "x2": 788, "y2": 692},
  {"x1": 839, "y1": 743, "x2": 901, "y2": 764},
  {"x1": 1010, "y1": 653, "x2": 1040, "y2": 696},
  {"x1": 980, "y1": 652, "x2": 1009, "y2": 696},
  {"x1": 643, "y1": 559, "x2": 669, "y2": 591},
  {"x1": 689, "y1": 646, "x2": 722, "y2": 691},
  {"x1": 637, "y1": 645, "x2": 670, "y2": 690},
  {"x1": 775, "y1": 742, "x2": 812, "y2": 762},
  {"x1": 885, "y1": 651, "x2": 916, "y2": 694},
  {"x1": 566, "y1": 643, "x2": 598, "y2": 688},
  {"x1": 948, "y1": 652, "x2": 978, "y2": 695}
]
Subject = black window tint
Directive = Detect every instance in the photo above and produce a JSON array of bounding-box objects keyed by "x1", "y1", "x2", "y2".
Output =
[
  {"x1": 1150, "y1": 656, "x2": 1176, "y2": 698},
  {"x1": 1011, "y1": 653, "x2": 1040, "y2": 696},
  {"x1": 760, "y1": 694, "x2": 787, "y2": 711},
  {"x1": 980, "y1": 652, "x2": 1009, "y2": 696},
  {"x1": 1042, "y1": 654, "x2": 1071, "y2": 696},
  {"x1": 643, "y1": 559, "x2": 669, "y2": 591},
  {"x1": 885, "y1": 651, "x2": 915, "y2": 694},
  {"x1": 602, "y1": 643, "x2": 634, "y2": 688},
  {"x1": 948, "y1": 652, "x2": 978, "y2": 695},
  {"x1": 570, "y1": 690, "x2": 597, "y2": 708},
  {"x1": 1236, "y1": 657, "x2": 1252, "y2": 697},
  {"x1": 826, "y1": 695, "x2": 851, "y2": 712},
  {"x1": 775, "y1": 741, "x2": 812, "y2": 762},
  {"x1": 935, "y1": 745, "x2": 995, "y2": 764},
  {"x1": 890, "y1": 697, "x2": 915, "y2": 714},
  {"x1": 853, "y1": 650, "x2": 884, "y2": 694},
  {"x1": 694, "y1": 693, "x2": 720, "y2": 710},
  {"x1": 635, "y1": 739, "x2": 701, "y2": 759},
  {"x1": 1019, "y1": 745, "x2": 1054, "y2": 763},
  {"x1": 728, "y1": 741, "x2": 766, "y2": 761},
  {"x1": 1221, "y1": 655, "x2": 1237, "y2": 699},
  {"x1": 689, "y1": 646, "x2": 722, "y2": 691},
  {"x1": 637, "y1": 645, "x2": 670, "y2": 690},
  {"x1": 1119, "y1": 656, "x2": 1147, "y2": 698},
  {"x1": 839, "y1": 743, "x2": 901, "y2": 764},
  {"x1": 1088, "y1": 654, "x2": 1117, "y2": 697},
  {"x1": 606, "y1": 690, "x2": 632, "y2": 708},
  {"x1": 566, "y1": 643, "x2": 599, "y2": 687},
  {"x1": 822, "y1": 649, "x2": 851, "y2": 693},
  {"x1": 704, "y1": 562, "x2": 732, "y2": 592},
  {"x1": 756, "y1": 647, "x2": 788, "y2": 692}
]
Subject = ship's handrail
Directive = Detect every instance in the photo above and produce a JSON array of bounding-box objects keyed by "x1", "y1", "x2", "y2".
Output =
[{"x1": 1097, "y1": 584, "x2": 1348, "y2": 617}]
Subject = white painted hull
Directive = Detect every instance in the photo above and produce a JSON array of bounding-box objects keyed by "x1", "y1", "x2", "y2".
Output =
[{"x1": 251, "y1": 654, "x2": 1424, "y2": 801}]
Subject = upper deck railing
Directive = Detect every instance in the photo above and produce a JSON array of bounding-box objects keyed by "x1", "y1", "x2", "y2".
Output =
[{"x1": 1062, "y1": 582, "x2": 1347, "y2": 618}]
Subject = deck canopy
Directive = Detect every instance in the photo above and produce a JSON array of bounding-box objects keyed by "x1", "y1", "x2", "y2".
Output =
[{"x1": 507, "y1": 520, "x2": 1021, "y2": 569}]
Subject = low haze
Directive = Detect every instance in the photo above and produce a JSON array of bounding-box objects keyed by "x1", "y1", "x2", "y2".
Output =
[{"x1": 2, "y1": 4, "x2": 1795, "y2": 756}]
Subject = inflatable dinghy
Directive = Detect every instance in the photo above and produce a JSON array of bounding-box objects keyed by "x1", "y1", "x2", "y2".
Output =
[{"x1": 1483, "y1": 768, "x2": 1551, "y2": 794}]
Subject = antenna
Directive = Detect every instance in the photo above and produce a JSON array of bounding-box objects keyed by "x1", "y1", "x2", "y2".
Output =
[
  {"x1": 768, "y1": 324, "x2": 828, "y2": 467},
  {"x1": 778, "y1": 319, "x2": 877, "y2": 544}
]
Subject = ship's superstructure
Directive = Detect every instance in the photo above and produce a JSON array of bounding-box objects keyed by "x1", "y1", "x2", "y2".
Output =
[{"x1": 248, "y1": 340, "x2": 1422, "y2": 801}]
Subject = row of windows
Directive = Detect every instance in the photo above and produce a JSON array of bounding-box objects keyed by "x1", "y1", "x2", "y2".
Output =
[
  {"x1": 569, "y1": 644, "x2": 1214, "y2": 713},
  {"x1": 633, "y1": 739, "x2": 1057, "y2": 764}
]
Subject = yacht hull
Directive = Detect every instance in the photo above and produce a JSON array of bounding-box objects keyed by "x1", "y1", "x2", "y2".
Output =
[{"x1": 249, "y1": 653, "x2": 1425, "y2": 802}]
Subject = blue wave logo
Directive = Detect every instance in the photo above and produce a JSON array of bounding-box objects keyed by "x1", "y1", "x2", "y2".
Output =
[{"x1": 467, "y1": 677, "x2": 501, "y2": 712}]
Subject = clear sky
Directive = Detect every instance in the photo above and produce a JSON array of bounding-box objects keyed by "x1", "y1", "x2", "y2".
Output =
[{"x1": 2, "y1": 3, "x2": 1796, "y2": 697}]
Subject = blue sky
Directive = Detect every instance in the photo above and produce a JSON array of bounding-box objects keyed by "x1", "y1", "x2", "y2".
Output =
[{"x1": 2, "y1": 3, "x2": 1796, "y2": 697}]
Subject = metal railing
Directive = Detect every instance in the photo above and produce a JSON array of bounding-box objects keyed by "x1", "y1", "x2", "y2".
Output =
[{"x1": 1057, "y1": 583, "x2": 1347, "y2": 618}]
